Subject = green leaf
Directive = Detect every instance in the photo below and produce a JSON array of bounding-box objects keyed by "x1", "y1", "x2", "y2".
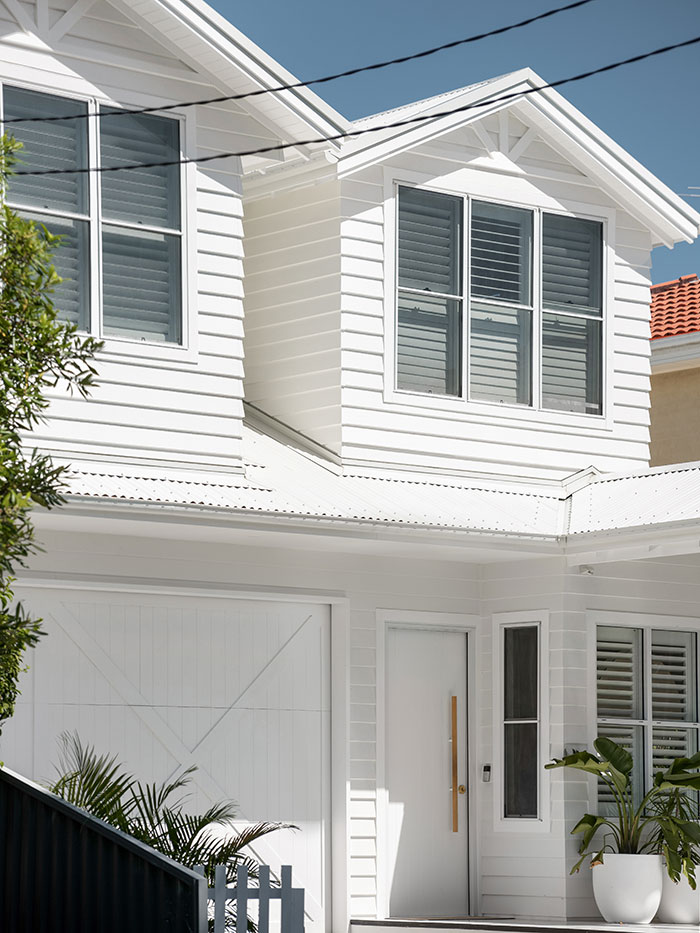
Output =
[{"x1": 594, "y1": 736, "x2": 633, "y2": 775}]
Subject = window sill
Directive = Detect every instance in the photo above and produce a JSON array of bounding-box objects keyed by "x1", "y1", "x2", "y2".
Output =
[
  {"x1": 384, "y1": 386, "x2": 613, "y2": 433},
  {"x1": 99, "y1": 334, "x2": 199, "y2": 366}
]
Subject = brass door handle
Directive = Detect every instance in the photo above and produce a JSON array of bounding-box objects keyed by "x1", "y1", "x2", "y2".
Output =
[{"x1": 451, "y1": 695, "x2": 458, "y2": 832}]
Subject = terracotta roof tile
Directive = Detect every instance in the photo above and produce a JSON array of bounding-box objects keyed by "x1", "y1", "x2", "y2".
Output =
[{"x1": 650, "y1": 273, "x2": 700, "y2": 339}]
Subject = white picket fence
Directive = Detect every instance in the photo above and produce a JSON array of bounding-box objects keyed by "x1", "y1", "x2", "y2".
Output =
[{"x1": 196, "y1": 864, "x2": 304, "y2": 933}]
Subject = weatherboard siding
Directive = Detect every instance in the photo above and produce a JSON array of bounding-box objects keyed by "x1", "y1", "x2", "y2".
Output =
[
  {"x1": 336, "y1": 120, "x2": 653, "y2": 479},
  {"x1": 0, "y1": 0, "x2": 280, "y2": 469},
  {"x1": 243, "y1": 177, "x2": 343, "y2": 452}
]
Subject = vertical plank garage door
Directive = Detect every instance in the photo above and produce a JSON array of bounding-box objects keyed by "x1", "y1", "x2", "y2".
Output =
[{"x1": 1, "y1": 589, "x2": 331, "y2": 933}]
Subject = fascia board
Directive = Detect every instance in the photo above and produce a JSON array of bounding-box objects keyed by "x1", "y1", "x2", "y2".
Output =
[
  {"x1": 522, "y1": 89, "x2": 700, "y2": 246},
  {"x1": 651, "y1": 333, "x2": 700, "y2": 372},
  {"x1": 336, "y1": 67, "x2": 700, "y2": 246},
  {"x1": 564, "y1": 520, "x2": 700, "y2": 565},
  {"x1": 122, "y1": 0, "x2": 348, "y2": 142},
  {"x1": 336, "y1": 71, "x2": 531, "y2": 177}
]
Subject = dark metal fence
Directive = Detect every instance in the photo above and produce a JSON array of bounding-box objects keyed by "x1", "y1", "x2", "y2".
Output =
[{"x1": 0, "y1": 765, "x2": 207, "y2": 932}]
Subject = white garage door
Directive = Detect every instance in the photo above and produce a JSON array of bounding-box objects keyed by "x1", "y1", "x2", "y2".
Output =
[{"x1": 2, "y1": 588, "x2": 331, "y2": 933}]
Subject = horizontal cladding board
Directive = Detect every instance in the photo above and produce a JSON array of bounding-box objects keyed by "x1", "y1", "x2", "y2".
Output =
[
  {"x1": 244, "y1": 296, "x2": 340, "y2": 331},
  {"x1": 245, "y1": 255, "x2": 339, "y2": 291},
  {"x1": 244, "y1": 275, "x2": 340, "y2": 308},
  {"x1": 342, "y1": 237, "x2": 384, "y2": 262},
  {"x1": 341, "y1": 401, "x2": 649, "y2": 447},
  {"x1": 342, "y1": 422, "x2": 648, "y2": 465},
  {"x1": 93, "y1": 360, "x2": 243, "y2": 393},
  {"x1": 32, "y1": 419, "x2": 241, "y2": 458},
  {"x1": 198, "y1": 312, "x2": 244, "y2": 340},
  {"x1": 197, "y1": 271, "x2": 244, "y2": 299},
  {"x1": 45, "y1": 396, "x2": 243, "y2": 434},
  {"x1": 197, "y1": 231, "x2": 244, "y2": 259},
  {"x1": 246, "y1": 368, "x2": 341, "y2": 397},
  {"x1": 341, "y1": 219, "x2": 384, "y2": 244},
  {"x1": 246, "y1": 311, "x2": 341, "y2": 344},
  {"x1": 197, "y1": 190, "x2": 243, "y2": 219},
  {"x1": 197, "y1": 252, "x2": 244, "y2": 278},
  {"x1": 197, "y1": 212, "x2": 244, "y2": 237},
  {"x1": 64, "y1": 379, "x2": 243, "y2": 412},
  {"x1": 244, "y1": 201, "x2": 341, "y2": 239},
  {"x1": 245, "y1": 219, "x2": 340, "y2": 256},
  {"x1": 244, "y1": 240, "x2": 340, "y2": 278}
]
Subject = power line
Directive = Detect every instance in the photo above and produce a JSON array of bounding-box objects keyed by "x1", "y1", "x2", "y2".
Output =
[
  {"x1": 2, "y1": 0, "x2": 598, "y2": 125},
  {"x1": 12, "y1": 34, "x2": 700, "y2": 177}
]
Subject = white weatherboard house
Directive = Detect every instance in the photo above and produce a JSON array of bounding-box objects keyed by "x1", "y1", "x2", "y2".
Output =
[{"x1": 2, "y1": 0, "x2": 700, "y2": 929}]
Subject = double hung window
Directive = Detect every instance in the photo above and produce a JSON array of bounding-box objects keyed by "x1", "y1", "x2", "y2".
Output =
[
  {"x1": 396, "y1": 185, "x2": 603, "y2": 415},
  {"x1": 597, "y1": 624, "x2": 699, "y2": 810},
  {"x1": 3, "y1": 85, "x2": 183, "y2": 344}
]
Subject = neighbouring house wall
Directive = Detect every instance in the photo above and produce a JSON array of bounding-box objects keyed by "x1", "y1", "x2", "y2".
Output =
[
  {"x1": 649, "y1": 366, "x2": 700, "y2": 466},
  {"x1": 0, "y1": 0, "x2": 280, "y2": 470},
  {"x1": 243, "y1": 174, "x2": 343, "y2": 453},
  {"x1": 336, "y1": 111, "x2": 653, "y2": 480}
]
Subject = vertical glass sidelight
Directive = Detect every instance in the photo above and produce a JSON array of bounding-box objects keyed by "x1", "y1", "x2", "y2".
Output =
[
  {"x1": 503, "y1": 624, "x2": 539, "y2": 818},
  {"x1": 541, "y1": 214, "x2": 603, "y2": 414},
  {"x1": 396, "y1": 186, "x2": 462, "y2": 396},
  {"x1": 100, "y1": 109, "x2": 182, "y2": 343},
  {"x1": 3, "y1": 87, "x2": 90, "y2": 330}
]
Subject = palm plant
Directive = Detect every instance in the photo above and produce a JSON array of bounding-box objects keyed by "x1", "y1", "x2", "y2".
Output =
[
  {"x1": 49, "y1": 733, "x2": 293, "y2": 928},
  {"x1": 546, "y1": 735, "x2": 700, "y2": 882}
]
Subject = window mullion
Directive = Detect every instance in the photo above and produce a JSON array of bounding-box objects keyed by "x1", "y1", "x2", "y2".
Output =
[
  {"x1": 644, "y1": 629, "x2": 653, "y2": 789},
  {"x1": 463, "y1": 196, "x2": 470, "y2": 402},
  {"x1": 87, "y1": 98, "x2": 101, "y2": 338},
  {"x1": 532, "y1": 209, "x2": 542, "y2": 411}
]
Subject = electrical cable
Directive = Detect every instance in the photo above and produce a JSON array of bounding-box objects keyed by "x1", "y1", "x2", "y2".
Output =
[
  {"x1": 11, "y1": 34, "x2": 700, "y2": 177},
  {"x1": 2, "y1": 0, "x2": 598, "y2": 124}
]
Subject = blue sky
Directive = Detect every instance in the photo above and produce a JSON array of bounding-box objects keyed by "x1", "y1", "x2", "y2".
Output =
[{"x1": 209, "y1": 0, "x2": 700, "y2": 285}]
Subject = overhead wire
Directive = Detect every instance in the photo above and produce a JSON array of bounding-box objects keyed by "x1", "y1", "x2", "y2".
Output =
[
  {"x1": 11, "y1": 34, "x2": 700, "y2": 177},
  {"x1": 1, "y1": 0, "x2": 598, "y2": 125}
]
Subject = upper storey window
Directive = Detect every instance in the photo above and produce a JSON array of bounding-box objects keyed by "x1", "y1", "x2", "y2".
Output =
[
  {"x1": 3, "y1": 85, "x2": 182, "y2": 345},
  {"x1": 396, "y1": 185, "x2": 603, "y2": 415}
]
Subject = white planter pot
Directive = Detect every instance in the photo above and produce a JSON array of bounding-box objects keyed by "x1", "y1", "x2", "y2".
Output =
[
  {"x1": 592, "y1": 853, "x2": 663, "y2": 924},
  {"x1": 656, "y1": 871, "x2": 700, "y2": 924}
]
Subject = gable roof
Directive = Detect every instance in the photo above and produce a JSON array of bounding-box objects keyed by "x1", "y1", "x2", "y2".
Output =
[
  {"x1": 651, "y1": 274, "x2": 700, "y2": 339},
  {"x1": 336, "y1": 67, "x2": 700, "y2": 248},
  {"x1": 109, "y1": 0, "x2": 348, "y2": 160}
]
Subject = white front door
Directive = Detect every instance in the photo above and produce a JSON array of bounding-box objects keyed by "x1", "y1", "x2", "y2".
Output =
[{"x1": 385, "y1": 626, "x2": 469, "y2": 918}]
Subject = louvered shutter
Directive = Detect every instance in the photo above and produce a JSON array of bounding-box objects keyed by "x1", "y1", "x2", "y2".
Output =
[
  {"x1": 471, "y1": 201, "x2": 532, "y2": 305},
  {"x1": 3, "y1": 86, "x2": 88, "y2": 214},
  {"x1": 100, "y1": 110, "x2": 181, "y2": 343},
  {"x1": 542, "y1": 214, "x2": 602, "y2": 313},
  {"x1": 397, "y1": 187, "x2": 462, "y2": 396},
  {"x1": 470, "y1": 304, "x2": 531, "y2": 405},
  {"x1": 597, "y1": 626, "x2": 644, "y2": 812},
  {"x1": 541, "y1": 314, "x2": 601, "y2": 413},
  {"x1": 100, "y1": 110, "x2": 180, "y2": 229},
  {"x1": 651, "y1": 631, "x2": 697, "y2": 774}
]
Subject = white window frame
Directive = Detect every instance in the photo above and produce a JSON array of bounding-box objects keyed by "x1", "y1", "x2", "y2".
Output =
[
  {"x1": 589, "y1": 609, "x2": 700, "y2": 806},
  {"x1": 492, "y1": 610, "x2": 550, "y2": 832},
  {"x1": 0, "y1": 78, "x2": 197, "y2": 364},
  {"x1": 383, "y1": 168, "x2": 616, "y2": 432}
]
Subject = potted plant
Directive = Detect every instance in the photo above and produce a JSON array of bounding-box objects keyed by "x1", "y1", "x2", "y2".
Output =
[
  {"x1": 649, "y1": 787, "x2": 700, "y2": 922},
  {"x1": 546, "y1": 736, "x2": 700, "y2": 924}
]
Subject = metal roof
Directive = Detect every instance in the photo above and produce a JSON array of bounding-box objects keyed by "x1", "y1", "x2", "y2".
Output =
[{"x1": 60, "y1": 425, "x2": 700, "y2": 543}]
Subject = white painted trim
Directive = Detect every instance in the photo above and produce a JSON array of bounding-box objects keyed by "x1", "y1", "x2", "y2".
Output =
[
  {"x1": 375, "y1": 609, "x2": 481, "y2": 919},
  {"x1": 586, "y1": 609, "x2": 700, "y2": 813},
  {"x1": 382, "y1": 168, "x2": 616, "y2": 431},
  {"x1": 48, "y1": 0, "x2": 97, "y2": 42},
  {"x1": 0, "y1": 77, "x2": 199, "y2": 362},
  {"x1": 491, "y1": 610, "x2": 551, "y2": 833},
  {"x1": 651, "y1": 332, "x2": 700, "y2": 373},
  {"x1": 330, "y1": 601, "x2": 351, "y2": 933}
]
